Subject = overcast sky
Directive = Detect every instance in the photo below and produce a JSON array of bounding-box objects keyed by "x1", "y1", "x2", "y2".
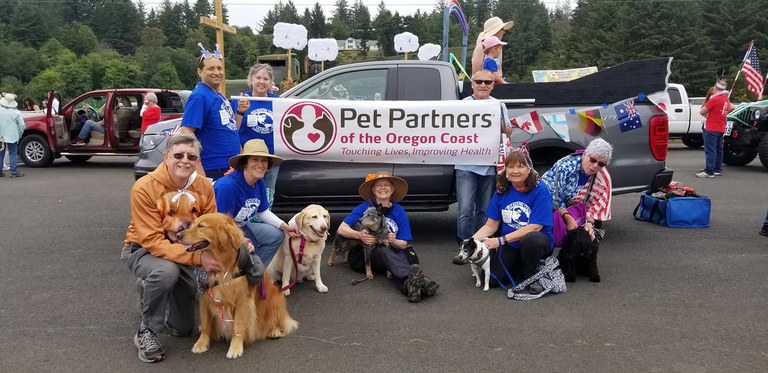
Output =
[{"x1": 142, "y1": 0, "x2": 568, "y2": 32}]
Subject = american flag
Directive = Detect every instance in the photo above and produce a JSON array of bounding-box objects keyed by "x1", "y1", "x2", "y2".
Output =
[{"x1": 741, "y1": 43, "x2": 764, "y2": 99}]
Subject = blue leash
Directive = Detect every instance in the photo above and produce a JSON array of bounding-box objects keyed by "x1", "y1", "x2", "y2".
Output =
[{"x1": 488, "y1": 245, "x2": 517, "y2": 290}]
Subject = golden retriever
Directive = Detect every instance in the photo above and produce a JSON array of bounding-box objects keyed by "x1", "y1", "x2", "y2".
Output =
[
  {"x1": 267, "y1": 204, "x2": 330, "y2": 296},
  {"x1": 157, "y1": 191, "x2": 200, "y2": 242},
  {"x1": 178, "y1": 213, "x2": 298, "y2": 359}
]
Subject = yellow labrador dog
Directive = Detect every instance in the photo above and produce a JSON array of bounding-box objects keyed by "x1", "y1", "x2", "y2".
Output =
[{"x1": 267, "y1": 204, "x2": 330, "y2": 296}]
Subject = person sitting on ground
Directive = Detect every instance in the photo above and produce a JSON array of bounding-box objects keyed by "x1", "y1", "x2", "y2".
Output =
[
  {"x1": 213, "y1": 139, "x2": 299, "y2": 266},
  {"x1": 481, "y1": 36, "x2": 507, "y2": 84},
  {"x1": 21, "y1": 96, "x2": 41, "y2": 111},
  {"x1": 120, "y1": 133, "x2": 219, "y2": 363},
  {"x1": 470, "y1": 147, "x2": 554, "y2": 294},
  {"x1": 540, "y1": 138, "x2": 613, "y2": 244},
  {"x1": 141, "y1": 93, "x2": 161, "y2": 133},
  {"x1": 336, "y1": 171, "x2": 439, "y2": 303}
]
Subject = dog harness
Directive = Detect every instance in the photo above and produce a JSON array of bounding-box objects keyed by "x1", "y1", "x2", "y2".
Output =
[
  {"x1": 280, "y1": 235, "x2": 307, "y2": 292},
  {"x1": 196, "y1": 245, "x2": 267, "y2": 299},
  {"x1": 469, "y1": 250, "x2": 490, "y2": 268}
]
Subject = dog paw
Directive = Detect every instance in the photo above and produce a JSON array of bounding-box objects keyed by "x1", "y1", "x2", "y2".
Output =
[
  {"x1": 191, "y1": 341, "x2": 209, "y2": 354},
  {"x1": 283, "y1": 289, "x2": 291, "y2": 296},
  {"x1": 225, "y1": 344, "x2": 244, "y2": 359},
  {"x1": 483, "y1": 286, "x2": 489, "y2": 291},
  {"x1": 267, "y1": 329, "x2": 285, "y2": 339},
  {"x1": 316, "y1": 284, "x2": 328, "y2": 293},
  {"x1": 305, "y1": 274, "x2": 316, "y2": 281},
  {"x1": 475, "y1": 281, "x2": 482, "y2": 288}
]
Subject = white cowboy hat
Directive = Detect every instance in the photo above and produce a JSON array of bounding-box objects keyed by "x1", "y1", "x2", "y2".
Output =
[
  {"x1": 0, "y1": 93, "x2": 18, "y2": 108},
  {"x1": 478, "y1": 17, "x2": 514, "y2": 40},
  {"x1": 358, "y1": 171, "x2": 409, "y2": 202},
  {"x1": 228, "y1": 139, "x2": 283, "y2": 169}
]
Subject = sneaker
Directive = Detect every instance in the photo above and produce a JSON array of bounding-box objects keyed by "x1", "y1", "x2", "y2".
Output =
[
  {"x1": 9, "y1": 172, "x2": 23, "y2": 178},
  {"x1": 134, "y1": 328, "x2": 165, "y2": 363},
  {"x1": 452, "y1": 254, "x2": 468, "y2": 265},
  {"x1": 528, "y1": 282, "x2": 545, "y2": 295},
  {"x1": 0, "y1": 172, "x2": 4, "y2": 177},
  {"x1": 760, "y1": 226, "x2": 768, "y2": 237},
  {"x1": 405, "y1": 264, "x2": 425, "y2": 303},
  {"x1": 695, "y1": 171, "x2": 714, "y2": 178},
  {"x1": 72, "y1": 139, "x2": 86, "y2": 146},
  {"x1": 422, "y1": 276, "x2": 439, "y2": 297},
  {"x1": 714, "y1": 172, "x2": 722, "y2": 177}
]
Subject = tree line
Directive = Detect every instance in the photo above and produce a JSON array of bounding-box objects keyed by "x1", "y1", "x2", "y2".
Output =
[{"x1": 1, "y1": 0, "x2": 767, "y2": 103}]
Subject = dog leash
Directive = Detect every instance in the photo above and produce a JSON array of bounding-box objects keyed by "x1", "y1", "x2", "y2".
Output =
[
  {"x1": 280, "y1": 235, "x2": 307, "y2": 292},
  {"x1": 488, "y1": 246, "x2": 517, "y2": 290}
]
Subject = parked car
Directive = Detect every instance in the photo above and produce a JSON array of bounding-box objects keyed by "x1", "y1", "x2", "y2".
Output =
[
  {"x1": 667, "y1": 83, "x2": 706, "y2": 148},
  {"x1": 722, "y1": 100, "x2": 768, "y2": 170},
  {"x1": 136, "y1": 59, "x2": 673, "y2": 213},
  {"x1": 20, "y1": 89, "x2": 183, "y2": 167}
]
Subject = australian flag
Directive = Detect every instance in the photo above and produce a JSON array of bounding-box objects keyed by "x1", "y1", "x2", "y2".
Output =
[{"x1": 615, "y1": 100, "x2": 643, "y2": 133}]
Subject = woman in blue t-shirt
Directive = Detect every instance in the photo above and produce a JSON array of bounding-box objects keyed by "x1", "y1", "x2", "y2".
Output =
[
  {"x1": 471, "y1": 148, "x2": 554, "y2": 294},
  {"x1": 232, "y1": 64, "x2": 280, "y2": 201},
  {"x1": 213, "y1": 139, "x2": 298, "y2": 266},
  {"x1": 336, "y1": 171, "x2": 439, "y2": 303}
]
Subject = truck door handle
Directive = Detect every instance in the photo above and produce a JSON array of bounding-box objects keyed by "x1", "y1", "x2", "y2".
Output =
[{"x1": 675, "y1": 108, "x2": 683, "y2": 113}]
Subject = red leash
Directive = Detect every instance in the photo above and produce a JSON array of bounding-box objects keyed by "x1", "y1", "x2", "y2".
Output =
[{"x1": 279, "y1": 236, "x2": 306, "y2": 292}]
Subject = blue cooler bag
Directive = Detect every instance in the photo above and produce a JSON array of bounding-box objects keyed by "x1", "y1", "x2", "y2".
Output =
[{"x1": 633, "y1": 193, "x2": 711, "y2": 228}]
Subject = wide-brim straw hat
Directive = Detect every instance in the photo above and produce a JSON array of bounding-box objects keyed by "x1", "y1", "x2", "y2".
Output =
[
  {"x1": 228, "y1": 139, "x2": 283, "y2": 169},
  {"x1": 0, "y1": 93, "x2": 18, "y2": 108},
  {"x1": 358, "y1": 171, "x2": 408, "y2": 202},
  {"x1": 478, "y1": 16, "x2": 514, "y2": 40}
]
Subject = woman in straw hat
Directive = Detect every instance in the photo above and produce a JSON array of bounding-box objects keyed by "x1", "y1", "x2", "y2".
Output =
[
  {"x1": 0, "y1": 92, "x2": 25, "y2": 177},
  {"x1": 336, "y1": 171, "x2": 439, "y2": 303},
  {"x1": 213, "y1": 139, "x2": 298, "y2": 265},
  {"x1": 470, "y1": 147, "x2": 554, "y2": 294},
  {"x1": 471, "y1": 16, "x2": 514, "y2": 76}
]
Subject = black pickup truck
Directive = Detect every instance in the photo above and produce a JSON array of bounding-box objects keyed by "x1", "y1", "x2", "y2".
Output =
[{"x1": 135, "y1": 59, "x2": 673, "y2": 213}]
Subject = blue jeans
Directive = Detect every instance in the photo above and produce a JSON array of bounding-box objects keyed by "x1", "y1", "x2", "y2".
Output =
[
  {"x1": 0, "y1": 142, "x2": 19, "y2": 174},
  {"x1": 703, "y1": 130, "x2": 723, "y2": 175},
  {"x1": 77, "y1": 119, "x2": 104, "y2": 140},
  {"x1": 242, "y1": 221, "x2": 284, "y2": 266},
  {"x1": 456, "y1": 169, "x2": 496, "y2": 240}
]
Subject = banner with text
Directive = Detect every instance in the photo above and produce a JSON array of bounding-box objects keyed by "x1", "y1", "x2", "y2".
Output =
[
  {"x1": 272, "y1": 98, "x2": 501, "y2": 165},
  {"x1": 532, "y1": 66, "x2": 598, "y2": 83}
]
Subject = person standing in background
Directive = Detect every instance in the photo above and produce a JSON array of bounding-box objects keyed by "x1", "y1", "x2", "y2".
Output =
[
  {"x1": 697, "y1": 79, "x2": 732, "y2": 178},
  {"x1": 0, "y1": 93, "x2": 26, "y2": 178}
]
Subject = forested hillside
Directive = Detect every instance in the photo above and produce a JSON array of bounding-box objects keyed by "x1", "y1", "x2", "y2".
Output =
[{"x1": 1, "y1": 0, "x2": 766, "y2": 102}]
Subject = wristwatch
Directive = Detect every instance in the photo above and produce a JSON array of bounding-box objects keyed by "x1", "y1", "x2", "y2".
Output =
[{"x1": 236, "y1": 110, "x2": 246, "y2": 116}]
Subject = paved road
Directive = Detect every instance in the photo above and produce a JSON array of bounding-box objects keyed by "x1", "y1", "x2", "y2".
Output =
[{"x1": 1, "y1": 143, "x2": 767, "y2": 372}]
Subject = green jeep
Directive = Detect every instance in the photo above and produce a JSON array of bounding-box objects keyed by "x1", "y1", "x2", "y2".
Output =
[{"x1": 724, "y1": 101, "x2": 768, "y2": 170}]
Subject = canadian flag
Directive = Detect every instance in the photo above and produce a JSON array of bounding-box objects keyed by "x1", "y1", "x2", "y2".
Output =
[{"x1": 511, "y1": 111, "x2": 543, "y2": 134}]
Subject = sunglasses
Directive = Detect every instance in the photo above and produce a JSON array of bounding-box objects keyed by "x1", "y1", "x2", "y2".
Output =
[
  {"x1": 172, "y1": 152, "x2": 199, "y2": 161},
  {"x1": 588, "y1": 156, "x2": 607, "y2": 168},
  {"x1": 473, "y1": 79, "x2": 494, "y2": 86}
]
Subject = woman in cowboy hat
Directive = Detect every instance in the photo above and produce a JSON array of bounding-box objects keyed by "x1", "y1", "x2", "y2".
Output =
[
  {"x1": 0, "y1": 92, "x2": 25, "y2": 178},
  {"x1": 213, "y1": 139, "x2": 298, "y2": 265},
  {"x1": 336, "y1": 171, "x2": 439, "y2": 303},
  {"x1": 471, "y1": 16, "x2": 514, "y2": 76}
]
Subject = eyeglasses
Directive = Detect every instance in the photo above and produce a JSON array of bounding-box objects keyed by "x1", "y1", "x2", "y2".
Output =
[
  {"x1": 197, "y1": 42, "x2": 222, "y2": 60},
  {"x1": 172, "y1": 152, "x2": 199, "y2": 161},
  {"x1": 588, "y1": 156, "x2": 607, "y2": 168},
  {"x1": 473, "y1": 79, "x2": 494, "y2": 86}
]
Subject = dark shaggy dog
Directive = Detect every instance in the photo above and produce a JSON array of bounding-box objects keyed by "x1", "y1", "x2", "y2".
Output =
[
  {"x1": 558, "y1": 227, "x2": 600, "y2": 283},
  {"x1": 328, "y1": 204, "x2": 389, "y2": 281}
]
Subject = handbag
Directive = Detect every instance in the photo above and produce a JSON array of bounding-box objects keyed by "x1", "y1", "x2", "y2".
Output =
[
  {"x1": 633, "y1": 193, "x2": 711, "y2": 228},
  {"x1": 507, "y1": 256, "x2": 567, "y2": 300}
]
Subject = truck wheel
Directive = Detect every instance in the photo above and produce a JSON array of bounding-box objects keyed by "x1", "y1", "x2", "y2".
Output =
[
  {"x1": 19, "y1": 134, "x2": 54, "y2": 167},
  {"x1": 682, "y1": 134, "x2": 703, "y2": 148},
  {"x1": 759, "y1": 136, "x2": 768, "y2": 170},
  {"x1": 722, "y1": 142, "x2": 757, "y2": 166},
  {"x1": 65, "y1": 155, "x2": 92, "y2": 164}
]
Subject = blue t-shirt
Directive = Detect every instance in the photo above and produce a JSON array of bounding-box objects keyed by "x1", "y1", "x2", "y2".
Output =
[
  {"x1": 181, "y1": 82, "x2": 240, "y2": 172},
  {"x1": 213, "y1": 169, "x2": 269, "y2": 225},
  {"x1": 232, "y1": 91, "x2": 279, "y2": 153},
  {"x1": 482, "y1": 57, "x2": 499, "y2": 73},
  {"x1": 343, "y1": 201, "x2": 413, "y2": 241},
  {"x1": 485, "y1": 182, "x2": 554, "y2": 248}
]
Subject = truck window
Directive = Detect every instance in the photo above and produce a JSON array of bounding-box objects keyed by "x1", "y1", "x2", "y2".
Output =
[
  {"x1": 397, "y1": 67, "x2": 441, "y2": 100},
  {"x1": 296, "y1": 69, "x2": 388, "y2": 101},
  {"x1": 668, "y1": 87, "x2": 683, "y2": 105},
  {"x1": 156, "y1": 92, "x2": 184, "y2": 114}
]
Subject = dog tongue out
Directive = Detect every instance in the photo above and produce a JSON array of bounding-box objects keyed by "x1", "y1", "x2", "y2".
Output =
[{"x1": 185, "y1": 240, "x2": 209, "y2": 252}]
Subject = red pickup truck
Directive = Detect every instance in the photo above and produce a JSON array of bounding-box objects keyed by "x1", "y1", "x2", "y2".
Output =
[{"x1": 20, "y1": 89, "x2": 184, "y2": 167}]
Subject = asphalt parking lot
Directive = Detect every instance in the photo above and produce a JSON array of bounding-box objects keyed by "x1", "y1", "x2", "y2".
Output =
[{"x1": 1, "y1": 142, "x2": 767, "y2": 372}]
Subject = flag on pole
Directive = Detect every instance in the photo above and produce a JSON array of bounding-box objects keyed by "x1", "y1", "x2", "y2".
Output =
[
  {"x1": 741, "y1": 43, "x2": 764, "y2": 99},
  {"x1": 510, "y1": 111, "x2": 544, "y2": 134}
]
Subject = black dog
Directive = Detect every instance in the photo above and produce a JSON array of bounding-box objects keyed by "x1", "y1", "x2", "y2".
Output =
[
  {"x1": 329, "y1": 204, "x2": 389, "y2": 284},
  {"x1": 558, "y1": 227, "x2": 600, "y2": 283}
]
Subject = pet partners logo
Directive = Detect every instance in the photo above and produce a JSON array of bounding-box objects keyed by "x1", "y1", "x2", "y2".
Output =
[
  {"x1": 279, "y1": 101, "x2": 337, "y2": 155},
  {"x1": 501, "y1": 201, "x2": 531, "y2": 230}
]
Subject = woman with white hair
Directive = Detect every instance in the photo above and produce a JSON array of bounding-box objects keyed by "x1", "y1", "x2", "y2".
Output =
[
  {"x1": 140, "y1": 92, "x2": 161, "y2": 133},
  {"x1": 541, "y1": 138, "x2": 614, "y2": 243},
  {"x1": 0, "y1": 92, "x2": 25, "y2": 177}
]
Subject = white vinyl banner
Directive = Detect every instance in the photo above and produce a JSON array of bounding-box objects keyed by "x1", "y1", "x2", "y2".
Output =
[{"x1": 271, "y1": 98, "x2": 501, "y2": 165}]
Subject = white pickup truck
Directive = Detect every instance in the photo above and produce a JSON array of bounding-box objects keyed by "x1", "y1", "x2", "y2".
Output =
[{"x1": 667, "y1": 83, "x2": 706, "y2": 148}]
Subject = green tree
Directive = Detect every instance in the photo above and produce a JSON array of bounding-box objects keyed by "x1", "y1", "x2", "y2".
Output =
[
  {"x1": 351, "y1": 0, "x2": 373, "y2": 51},
  {"x1": 59, "y1": 23, "x2": 98, "y2": 56},
  {"x1": 330, "y1": 0, "x2": 352, "y2": 39},
  {"x1": 140, "y1": 27, "x2": 168, "y2": 49},
  {"x1": 59, "y1": 62, "x2": 93, "y2": 99},
  {"x1": 156, "y1": 0, "x2": 186, "y2": 48},
  {"x1": 102, "y1": 59, "x2": 142, "y2": 88},
  {"x1": 90, "y1": 0, "x2": 140, "y2": 51},
  {"x1": 27, "y1": 69, "x2": 64, "y2": 102},
  {"x1": 0, "y1": 76, "x2": 24, "y2": 97},
  {"x1": 304, "y1": 4, "x2": 329, "y2": 39},
  {"x1": 0, "y1": 41, "x2": 41, "y2": 82},
  {"x1": 147, "y1": 62, "x2": 183, "y2": 89},
  {"x1": 494, "y1": 0, "x2": 552, "y2": 81},
  {"x1": 373, "y1": 3, "x2": 402, "y2": 57},
  {"x1": 9, "y1": 2, "x2": 56, "y2": 48}
]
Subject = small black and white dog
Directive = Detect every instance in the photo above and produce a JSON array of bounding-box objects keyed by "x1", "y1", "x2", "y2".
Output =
[
  {"x1": 456, "y1": 238, "x2": 492, "y2": 291},
  {"x1": 558, "y1": 227, "x2": 600, "y2": 283}
]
